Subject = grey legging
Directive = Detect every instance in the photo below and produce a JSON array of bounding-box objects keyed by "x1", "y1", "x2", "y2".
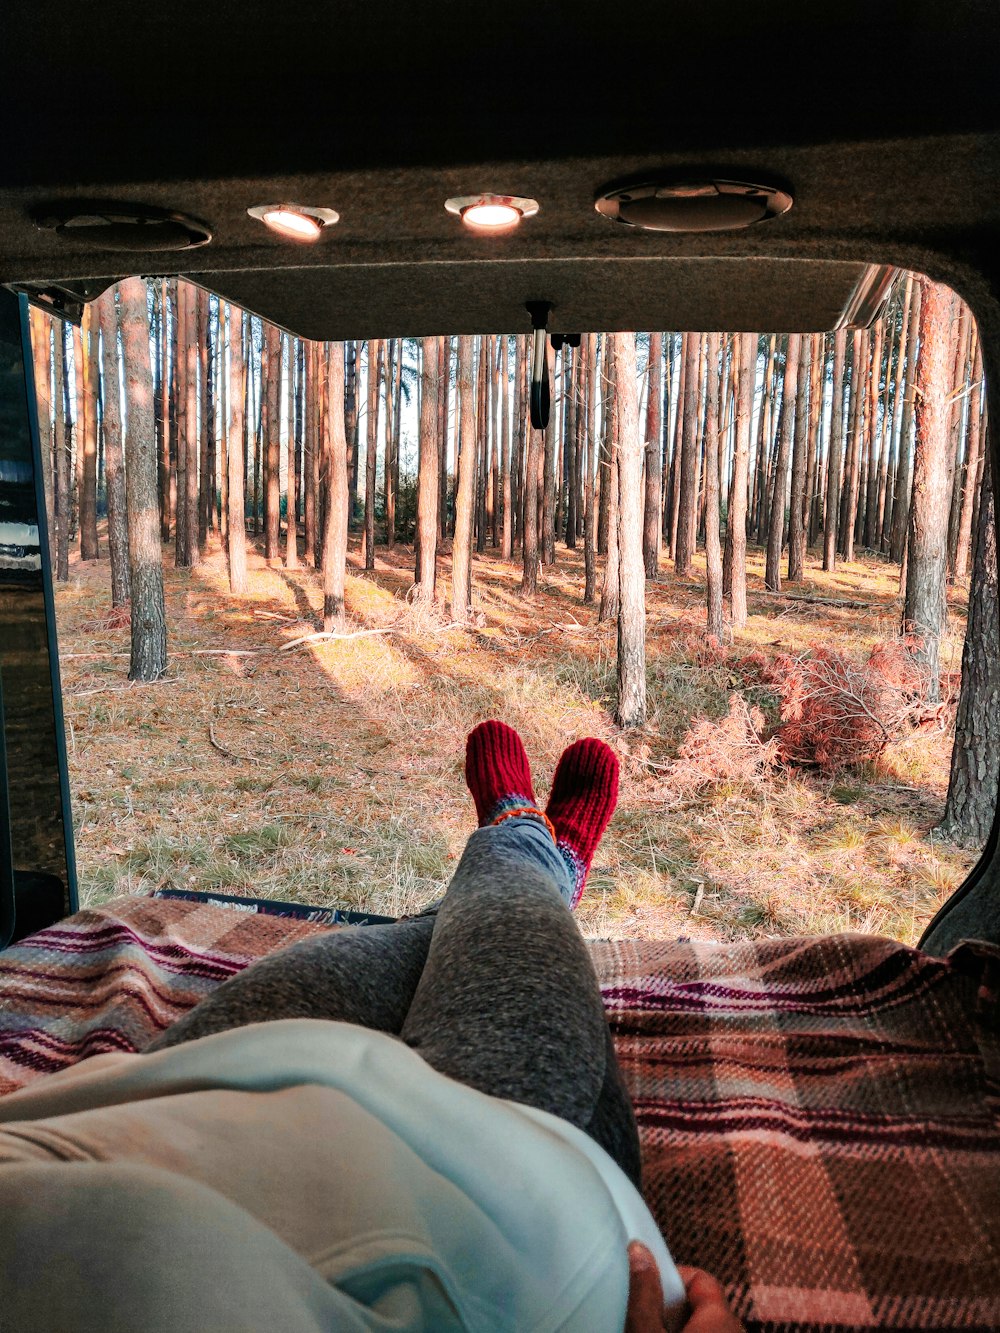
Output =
[{"x1": 147, "y1": 817, "x2": 642, "y2": 1187}]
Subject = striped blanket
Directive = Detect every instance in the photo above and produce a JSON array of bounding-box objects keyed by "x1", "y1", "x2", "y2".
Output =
[{"x1": 1, "y1": 895, "x2": 997, "y2": 1331}]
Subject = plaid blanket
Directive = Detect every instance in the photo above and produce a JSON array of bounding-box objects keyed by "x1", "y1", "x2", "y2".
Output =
[{"x1": 1, "y1": 895, "x2": 997, "y2": 1331}]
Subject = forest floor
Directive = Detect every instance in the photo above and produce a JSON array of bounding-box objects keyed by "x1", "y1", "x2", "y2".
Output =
[{"x1": 55, "y1": 536, "x2": 980, "y2": 945}]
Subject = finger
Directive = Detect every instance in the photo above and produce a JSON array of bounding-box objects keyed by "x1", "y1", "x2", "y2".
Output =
[
  {"x1": 675, "y1": 1266, "x2": 744, "y2": 1332},
  {"x1": 625, "y1": 1242, "x2": 667, "y2": 1332}
]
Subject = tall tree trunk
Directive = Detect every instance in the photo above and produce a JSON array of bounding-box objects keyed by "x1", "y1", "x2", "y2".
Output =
[
  {"x1": 612, "y1": 333, "x2": 646, "y2": 729},
  {"x1": 345, "y1": 340, "x2": 359, "y2": 522},
  {"x1": 415, "y1": 335, "x2": 439, "y2": 599},
  {"x1": 438, "y1": 337, "x2": 450, "y2": 542},
  {"x1": 284, "y1": 335, "x2": 300, "y2": 569},
  {"x1": 642, "y1": 331, "x2": 663, "y2": 578},
  {"x1": 764, "y1": 333, "x2": 801, "y2": 591},
  {"x1": 703, "y1": 331, "x2": 724, "y2": 638},
  {"x1": 583, "y1": 333, "x2": 599, "y2": 604},
  {"x1": 262, "y1": 322, "x2": 281, "y2": 561},
  {"x1": 883, "y1": 276, "x2": 914, "y2": 551},
  {"x1": 197, "y1": 291, "x2": 213, "y2": 548},
  {"x1": 97, "y1": 291, "x2": 130, "y2": 607},
  {"x1": 787, "y1": 332, "x2": 812, "y2": 582},
  {"x1": 839, "y1": 330, "x2": 865, "y2": 562},
  {"x1": 117, "y1": 278, "x2": 167, "y2": 681},
  {"x1": 862, "y1": 320, "x2": 885, "y2": 549},
  {"x1": 725, "y1": 332, "x2": 754, "y2": 630},
  {"x1": 953, "y1": 338, "x2": 985, "y2": 583},
  {"x1": 674, "y1": 332, "x2": 702, "y2": 575},
  {"x1": 383, "y1": 338, "x2": 397, "y2": 550},
  {"x1": 227, "y1": 312, "x2": 249, "y2": 595},
  {"x1": 542, "y1": 345, "x2": 557, "y2": 564},
  {"x1": 174, "y1": 283, "x2": 190, "y2": 565},
  {"x1": 303, "y1": 342, "x2": 317, "y2": 566},
  {"x1": 500, "y1": 335, "x2": 513, "y2": 559},
  {"x1": 29, "y1": 311, "x2": 57, "y2": 572},
  {"x1": 891, "y1": 280, "x2": 923, "y2": 566},
  {"x1": 804, "y1": 333, "x2": 824, "y2": 547},
  {"x1": 451, "y1": 335, "x2": 476, "y2": 621},
  {"x1": 323, "y1": 343, "x2": 350, "y2": 629},
  {"x1": 53, "y1": 323, "x2": 71, "y2": 582},
  {"x1": 521, "y1": 341, "x2": 551, "y2": 597},
  {"x1": 183, "y1": 284, "x2": 201, "y2": 566},
  {"x1": 823, "y1": 330, "x2": 848, "y2": 571},
  {"x1": 363, "y1": 339, "x2": 382, "y2": 570},
  {"x1": 78, "y1": 308, "x2": 99, "y2": 560},
  {"x1": 158, "y1": 279, "x2": 172, "y2": 542},
  {"x1": 902, "y1": 277, "x2": 952, "y2": 699},
  {"x1": 599, "y1": 348, "x2": 620, "y2": 625},
  {"x1": 937, "y1": 451, "x2": 997, "y2": 847}
]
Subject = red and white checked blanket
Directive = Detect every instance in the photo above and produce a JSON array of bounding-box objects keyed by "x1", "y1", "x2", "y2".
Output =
[{"x1": 1, "y1": 895, "x2": 998, "y2": 1331}]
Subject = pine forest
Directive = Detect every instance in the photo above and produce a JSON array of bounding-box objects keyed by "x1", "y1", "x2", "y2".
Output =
[{"x1": 28, "y1": 271, "x2": 998, "y2": 943}]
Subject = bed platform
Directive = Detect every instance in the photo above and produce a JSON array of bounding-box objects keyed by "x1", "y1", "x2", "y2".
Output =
[{"x1": 1, "y1": 894, "x2": 997, "y2": 1331}]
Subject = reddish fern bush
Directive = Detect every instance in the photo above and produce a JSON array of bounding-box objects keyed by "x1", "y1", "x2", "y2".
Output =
[{"x1": 668, "y1": 692, "x2": 780, "y2": 794}]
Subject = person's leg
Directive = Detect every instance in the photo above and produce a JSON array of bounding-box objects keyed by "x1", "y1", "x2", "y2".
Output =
[
  {"x1": 146, "y1": 914, "x2": 436, "y2": 1051},
  {"x1": 402, "y1": 727, "x2": 642, "y2": 1185}
]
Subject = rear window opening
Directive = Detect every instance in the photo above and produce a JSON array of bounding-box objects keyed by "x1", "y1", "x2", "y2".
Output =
[{"x1": 27, "y1": 269, "x2": 996, "y2": 943}]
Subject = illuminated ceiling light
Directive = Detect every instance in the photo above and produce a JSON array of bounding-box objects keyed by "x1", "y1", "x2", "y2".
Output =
[
  {"x1": 247, "y1": 203, "x2": 339, "y2": 242},
  {"x1": 595, "y1": 177, "x2": 793, "y2": 232},
  {"x1": 445, "y1": 194, "x2": 539, "y2": 231}
]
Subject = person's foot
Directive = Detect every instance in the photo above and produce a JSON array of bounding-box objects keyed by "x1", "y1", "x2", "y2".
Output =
[
  {"x1": 465, "y1": 720, "x2": 538, "y2": 827},
  {"x1": 545, "y1": 738, "x2": 619, "y2": 908}
]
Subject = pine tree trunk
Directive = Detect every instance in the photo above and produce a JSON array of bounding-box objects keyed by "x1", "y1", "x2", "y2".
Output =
[
  {"x1": 303, "y1": 342, "x2": 317, "y2": 566},
  {"x1": 937, "y1": 453, "x2": 997, "y2": 846},
  {"x1": 840, "y1": 330, "x2": 865, "y2": 562},
  {"x1": 438, "y1": 337, "x2": 450, "y2": 542},
  {"x1": 97, "y1": 291, "x2": 130, "y2": 607},
  {"x1": 642, "y1": 331, "x2": 663, "y2": 578},
  {"x1": 197, "y1": 291, "x2": 213, "y2": 548},
  {"x1": 158, "y1": 280, "x2": 172, "y2": 542},
  {"x1": 583, "y1": 333, "x2": 598, "y2": 604},
  {"x1": 666, "y1": 334, "x2": 689, "y2": 555},
  {"x1": 500, "y1": 335, "x2": 512, "y2": 559},
  {"x1": 118, "y1": 278, "x2": 167, "y2": 681},
  {"x1": 262, "y1": 323, "x2": 281, "y2": 561},
  {"x1": 542, "y1": 342, "x2": 557, "y2": 565},
  {"x1": 285, "y1": 335, "x2": 300, "y2": 569},
  {"x1": 946, "y1": 307, "x2": 972, "y2": 577},
  {"x1": 184, "y1": 284, "x2": 201, "y2": 567},
  {"x1": 953, "y1": 339, "x2": 984, "y2": 582},
  {"x1": 902, "y1": 277, "x2": 952, "y2": 698},
  {"x1": 345, "y1": 341, "x2": 359, "y2": 522},
  {"x1": 451, "y1": 335, "x2": 476, "y2": 621},
  {"x1": 415, "y1": 336, "x2": 439, "y2": 599},
  {"x1": 612, "y1": 333, "x2": 646, "y2": 729},
  {"x1": 804, "y1": 333, "x2": 824, "y2": 547},
  {"x1": 227, "y1": 311, "x2": 249, "y2": 595},
  {"x1": 725, "y1": 332, "x2": 754, "y2": 630},
  {"x1": 383, "y1": 339, "x2": 397, "y2": 550},
  {"x1": 599, "y1": 348, "x2": 620, "y2": 625},
  {"x1": 883, "y1": 276, "x2": 914, "y2": 551},
  {"x1": 703, "y1": 331, "x2": 724, "y2": 638},
  {"x1": 764, "y1": 334, "x2": 801, "y2": 591},
  {"x1": 52, "y1": 323, "x2": 71, "y2": 582},
  {"x1": 78, "y1": 308, "x2": 100, "y2": 560},
  {"x1": 823, "y1": 330, "x2": 848, "y2": 570},
  {"x1": 787, "y1": 332, "x2": 812, "y2": 582},
  {"x1": 29, "y1": 311, "x2": 57, "y2": 572},
  {"x1": 674, "y1": 332, "x2": 702, "y2": 575},
  {"x1": 323, "y1": 344, "x2": 350, "y2": 629},
  {"x1": 862, "y1": 320, "x2": 885, "y2": 549},
  {"x1": 363, "y1": 339, "x2": 382, "y2": 570}
]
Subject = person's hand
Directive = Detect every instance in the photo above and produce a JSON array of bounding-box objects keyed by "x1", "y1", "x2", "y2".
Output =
[{"x1": 625, "y1": 1243, "x2": 744, "y2": 1332}]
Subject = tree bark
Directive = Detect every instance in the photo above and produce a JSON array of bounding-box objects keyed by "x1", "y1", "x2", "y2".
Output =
[
  {"x1": 184, "y1": 284, "x2": 201, "y2": 566},
  {"x1": 583, "y1": 333, "x2": 598, "y2": 604},
  {"x1": 764, "y1": 333, "x2": 801, "y2": 591},
  {"x1": 703, "y1": 331, "x2": 724, "y2": 638},
  {"x1": 323, "y1": 343, "x2": 350, "y2": 630},
  {"x1": 521, "y1": 341, "x2": 551, "y2": 598},
  {"x1": 937, "y1": 453, "x2": 997, "y2": 847},
  {"x1": 612, "y1": 333, "x2": 646, "y2": 728},
  {"x1": 891, "y1": 279, "x2": 923, "y2": 565},
  {"x1": 415, "y1": 335, "x2": 439, "y2": 599},
  {"x1": 78, "y1": 307, "x2": 99, "y2": 560},
  {"x1": 787, "y1": 332, "x2": 812, "y2": 581},
  {"x1": 500, "y1": 335, "x2": 513, "y2": 560},
  {"x1": 117, "y1": 278, "x2": 167, "y2": 681},
  {"x1": 97, "y1": 291, "x2": 130, "y2": 607},
  {"x1": 285, "y1": 335, "x2": 300, "y2": 569},
  {"x1": 29, "y1": 311, "x2": 57, "y2": 572},
  {"x1": 599, "y1": 348, "x2": 619, "y2": 625},
  {"x1": 53, "y1": 323, "x2": 71, "y2": 582},
  {"x1": 642, "y1": 331, "x2": 663, "y2": 578},
  {"x1": 262, "y1": 322, "x2": 281, "y2": 561},
  {"x1": 902, "y1": 277, "x2": 952, "y2": 698},
  {"x1": 363, "y1": 339, "x2": 382, "y2": 569},
  {"x1": 953, "y1": 338, "x2": 985, "y2": 583},
  {"x1": 725, "y1": 331, "x2": 754, "y2": 630},
  {"x1": 674, "y1": 332, "x2": 702, "y2": 575},
  {"x1": 823, "y1": 329, "x2": 848, "y2": 571},
  {"x1": 227, "y1": 311, "x2": 249, "y2": 596},
  {"x1": 451, "y1": 335, "x2": 476, "y2": 621}
]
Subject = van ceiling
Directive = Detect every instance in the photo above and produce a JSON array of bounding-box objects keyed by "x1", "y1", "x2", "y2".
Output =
[{"x1": 2, "y1": 1, "x2": 998, "y2": 338}]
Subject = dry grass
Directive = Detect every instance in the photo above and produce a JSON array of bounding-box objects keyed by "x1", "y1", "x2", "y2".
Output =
[{"x1": 56, "y1": 535, "x2": 982, "y2": 945}]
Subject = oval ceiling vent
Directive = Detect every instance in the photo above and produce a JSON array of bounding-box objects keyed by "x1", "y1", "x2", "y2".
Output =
[
  {"x1": 595, "y1": 178, "x2": 792, "y2": 233},
  {"x1": 32, "y1": 202, "x2": 212, "y2": 251}
]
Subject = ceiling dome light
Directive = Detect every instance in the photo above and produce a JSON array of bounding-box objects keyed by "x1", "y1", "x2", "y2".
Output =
[
  {"x1": 445, "y1": 194, "x2": 539, "y2": 231},
  {"x1": 247, "y1": 203, "x2": 339, "y2": 242},
  {"x1": 595, "y1": 178, "x2": 793, "y2": 233}
]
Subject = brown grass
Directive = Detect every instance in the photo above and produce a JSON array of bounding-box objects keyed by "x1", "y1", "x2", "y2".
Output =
[{"x1": 56, "y1": 536, "x2": 980, "y2": 944}]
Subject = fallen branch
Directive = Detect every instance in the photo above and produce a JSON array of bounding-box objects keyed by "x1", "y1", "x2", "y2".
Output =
[{"x1": 207, "y1": 721, "x2": 261, "y2": 766}]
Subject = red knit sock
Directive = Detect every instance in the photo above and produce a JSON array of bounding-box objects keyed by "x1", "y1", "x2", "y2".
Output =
[
  {"x1": 545, "y1": 738, "x2": 619, "y2": 908},
  {"x1": 465, "y1": 721, "x2": 538, "y2": 827}
]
